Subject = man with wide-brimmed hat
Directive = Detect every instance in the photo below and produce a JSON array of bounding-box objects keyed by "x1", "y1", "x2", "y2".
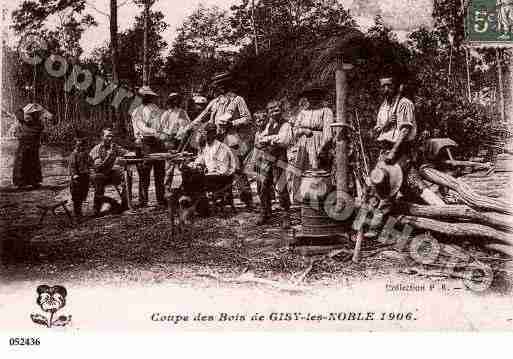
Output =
[
  {"x1": 131, "y1": 85, "x2": 166, "y2": 207},
  {"x1": 12, "y1": 103, "x2": 52, "y2": 189},
  {"x1": 186, "y1": 71, "x2": 254, "y2": 210}
]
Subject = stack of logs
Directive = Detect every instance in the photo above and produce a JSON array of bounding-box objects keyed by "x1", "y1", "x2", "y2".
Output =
[{"x1": 397, "y1": 158, "x2": 513, "y2": 258}]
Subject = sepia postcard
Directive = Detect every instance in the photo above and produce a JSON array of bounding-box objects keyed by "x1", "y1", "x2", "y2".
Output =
[{"x1": 1, "y1": 0, "x2": 513, "y2": 341}]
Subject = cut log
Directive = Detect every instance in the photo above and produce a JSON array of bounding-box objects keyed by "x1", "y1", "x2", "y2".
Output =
[
  {"x1": 444, "y1": 160, "x2": 492, "y2": 170},
  {"x1": 399, "y1": 216, "x2": 513, "y2": 246},
  {"x1": 419, "y1": 165, "x2": 513, "y2": 215},
  {"x1": 485, "y1": 244, "x2": 513, "y2": 257},
  {"x1": 403, "y1": 204, "x2": 513, "y2": 232}
]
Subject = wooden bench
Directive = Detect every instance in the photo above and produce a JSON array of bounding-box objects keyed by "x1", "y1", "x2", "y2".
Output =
[{"x1": 36, "y1": 200, "x2": 73, "y2": 225}]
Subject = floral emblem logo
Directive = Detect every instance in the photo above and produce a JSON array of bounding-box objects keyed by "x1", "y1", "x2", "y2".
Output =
[{"x1": 30, "y1": 285, "x2": 72, "y2": 328}]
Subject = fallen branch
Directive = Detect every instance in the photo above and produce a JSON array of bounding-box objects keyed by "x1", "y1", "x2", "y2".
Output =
[
  {"x1": 197, "y1": 271, "x2": 309, "y2": 293},
  {"x1": 399, "y1": 216, "x2": 513, "y2": 246}
]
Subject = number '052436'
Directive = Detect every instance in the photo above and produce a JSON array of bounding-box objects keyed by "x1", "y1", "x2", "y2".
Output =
[{"x1": 9, "y1": 337, "x2": 40, "y2": 346}]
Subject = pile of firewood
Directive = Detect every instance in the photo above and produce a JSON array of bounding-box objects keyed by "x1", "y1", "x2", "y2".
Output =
[{"x1": 395, "y1": 162, "x2": 513, "y2": 258}]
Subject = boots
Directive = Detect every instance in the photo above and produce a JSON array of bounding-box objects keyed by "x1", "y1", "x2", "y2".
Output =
[
  {"x1": 73, "y1": 201, "x2": 83, "y2": 221},
  {"x1": 256, "y1": 206, "x2": 271, "y2": 225}
]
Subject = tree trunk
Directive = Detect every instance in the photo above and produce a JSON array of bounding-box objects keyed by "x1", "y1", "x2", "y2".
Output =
[
  {"x1": 403, "y1": 204, "x2": 513, "y2": 232},
  {"x1": 399, "y1": 216, "x2": 513, "y2": 246},
  {"x1": 110, "y1": 0, "x2": 121, "y2": 132},
  {"x1": 142, "y1": 0, "x2": 150, "y2": 86}
]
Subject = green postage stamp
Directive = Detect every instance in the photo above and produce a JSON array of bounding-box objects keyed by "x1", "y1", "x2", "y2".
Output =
[{"x1": 466, "y1": 0, "x2": 513, "y2": 45}]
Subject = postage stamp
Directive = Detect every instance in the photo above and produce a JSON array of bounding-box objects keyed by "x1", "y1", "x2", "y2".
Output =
[
  {"x1": 1, "y1": 0, "x2": 513, "y2": 347},
  {"x1": 466, "y1": 0, "x2": 513, "y2": 45}
]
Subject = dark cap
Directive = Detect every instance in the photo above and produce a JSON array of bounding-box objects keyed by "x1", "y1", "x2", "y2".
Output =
[{"x1": 210, "y1": 72, "x2": 232, "y2": 86}]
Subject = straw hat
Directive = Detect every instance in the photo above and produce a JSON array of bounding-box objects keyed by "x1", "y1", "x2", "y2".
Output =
[
  {"x1": 192, "y1": 95, "x2": 208, "y2": 104},
  {"x1": 370, "y1": 162, "x2": 403, "y2": 199},
  {"x1": 138, "y1": 86, "x2": 158, "y2": 97}
]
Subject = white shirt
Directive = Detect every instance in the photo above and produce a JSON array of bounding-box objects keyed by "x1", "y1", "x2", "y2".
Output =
[
  {"x1": 194, "y1": 139, "x2": 236, "y2": 176},
  {"x1": 160, "y1": 108, "x2": 190, "y2": 137},
  {"x1": 131, "y1": 103, "x2": 162, "y2": 138},
  {"x1": 376, "y1": 97, "x2": 417, "y2": 143}
]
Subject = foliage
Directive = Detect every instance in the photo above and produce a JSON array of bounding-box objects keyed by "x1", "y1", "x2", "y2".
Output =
[
  {"x1": 164, "y1": 5, "x2": 235, "y2": 95},
  {"x1": 90, "y1": 9, "x2": 168, "y2": 87}
]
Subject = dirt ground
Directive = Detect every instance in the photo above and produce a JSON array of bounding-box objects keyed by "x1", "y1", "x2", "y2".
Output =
[{"x1": 1, "y1": 139, "x2": 513, "y2": 330}]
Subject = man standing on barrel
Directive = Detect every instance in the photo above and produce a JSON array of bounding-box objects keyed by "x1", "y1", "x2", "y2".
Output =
[{"x1": 187, "y1": 72, "x2": 254, "y2": 211}]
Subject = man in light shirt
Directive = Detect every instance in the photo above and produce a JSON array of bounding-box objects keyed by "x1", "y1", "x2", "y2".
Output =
[
  {"x1": 193, "y1": 122, "x2": 236, "y2": 180},
  {"x1": 178, "y1": 123, "x2": 236, "y2": 217},
  {"x1": 254, "y1": 100, "x2": 293, "y2": 228},
  {"x1": 366, "y1": 74, "x2": 427, "y2": 238},
  {"x1": 131, "y1": 86, "x2": 166, "y2": 207},
  {"x1": 159, "y1": 92, "x2": 190, "y2": 151}
]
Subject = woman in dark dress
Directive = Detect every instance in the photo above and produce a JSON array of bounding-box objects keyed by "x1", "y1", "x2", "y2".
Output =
[{"x1": 12, "y1": 103, "x2": 49, "y2": 189}]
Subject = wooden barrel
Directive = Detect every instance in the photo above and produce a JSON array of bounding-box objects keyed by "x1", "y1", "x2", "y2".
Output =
[
  {"x1": 299, "y1": 170, "x2": 346, "y2": 237},
  {"x1": 298, "y1": 170, "x2": 333, "y2": 203}
]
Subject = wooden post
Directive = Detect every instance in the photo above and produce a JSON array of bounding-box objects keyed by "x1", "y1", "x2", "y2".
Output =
[{"x1": 335, "y1": 61, "x2": 353, "y2": 206}]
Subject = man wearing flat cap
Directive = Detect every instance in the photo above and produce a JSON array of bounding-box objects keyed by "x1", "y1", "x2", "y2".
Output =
[
  {"x1": 186, "y1": 72, "x2": 254, "y2": 210},
  {"x1": 131, "y1": 86, "x2": 166, "y2": 207}
]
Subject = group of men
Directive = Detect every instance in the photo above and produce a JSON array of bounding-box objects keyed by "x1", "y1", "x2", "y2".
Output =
[
  {"x1": 69, "y1": 71, "x2": 260, "y2": 219},
  {"x1": 69, "y1": 68, "x2": 422, "y2": 236}
]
